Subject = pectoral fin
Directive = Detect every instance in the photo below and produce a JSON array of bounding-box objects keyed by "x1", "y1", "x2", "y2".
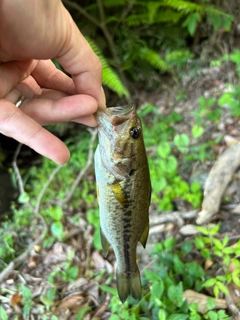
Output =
[
  {"x1": 139, "y1": 223, "x2": 149, "y2": 248},
  {"x1": 110, "y1": 183, "x2": 128, "y2": 207},
  {"x1": 100, "y1": 228, "x2": 110, "y2": 257}
]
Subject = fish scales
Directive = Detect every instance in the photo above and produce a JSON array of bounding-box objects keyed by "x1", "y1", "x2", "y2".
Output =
[{"x1": 94, "y1": 103, "x2": 151, "y2": 303}]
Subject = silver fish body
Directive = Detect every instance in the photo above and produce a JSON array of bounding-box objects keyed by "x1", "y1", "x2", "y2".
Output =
[{"x1": 94, "y1": 103, "x2": 151, "y2": 302}]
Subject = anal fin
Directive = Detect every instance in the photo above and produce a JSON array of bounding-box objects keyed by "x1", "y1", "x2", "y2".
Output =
[
  {"x1": 100, "y1": 228, "x2": 110, "y2": 257},
  {"x1": 139, "y1": 223, "x2": 149, "y2": 248}
]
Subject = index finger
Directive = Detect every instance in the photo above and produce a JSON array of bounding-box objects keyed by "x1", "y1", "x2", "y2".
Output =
[{"x1": 0, "y1": 99, "x2": 70, "y2": 164}]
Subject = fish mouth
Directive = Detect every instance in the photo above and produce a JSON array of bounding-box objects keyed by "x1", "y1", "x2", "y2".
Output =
[
  {"x1": 104, "y1": 104, "x2": 134, "y2": 117},
  {"x1": 96, "y1": 103, "x2": 135, "y2": 131}
]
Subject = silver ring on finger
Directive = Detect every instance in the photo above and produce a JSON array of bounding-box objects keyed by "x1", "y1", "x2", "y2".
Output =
[{"x1": 15, "y1": 95, "x2": 25, "y2": 108}]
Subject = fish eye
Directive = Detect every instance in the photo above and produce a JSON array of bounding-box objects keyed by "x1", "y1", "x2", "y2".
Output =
[{"x1": 130, "y1": 127, "x2": 141, "y2": 139}]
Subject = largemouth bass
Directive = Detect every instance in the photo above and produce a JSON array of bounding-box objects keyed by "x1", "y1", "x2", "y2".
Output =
[{"x1": 94, "y1": 103, "x2": 151, "y2": 302}]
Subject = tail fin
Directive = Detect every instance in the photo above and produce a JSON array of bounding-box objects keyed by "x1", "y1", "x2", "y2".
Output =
[{"x1": 116, "y1": 267, "x2": 142, "y2": 303}]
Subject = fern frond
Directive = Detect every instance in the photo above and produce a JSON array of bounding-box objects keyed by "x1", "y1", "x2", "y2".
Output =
[
  {"x1": 153, "y1": 10, "x2": 184, "y2": 23},
  {"x1": 138, "y1": 47, "x2": 169, "y2": 71},
  {"x1": 125, "y1": 13, "x2": 149, "y2": 26},
  {"x1": 86, "y1": 38, "x2": 129, "y2": 98},
  {"x1": 102, "y1": 66, "x2": 129, "y2": 98},
  {"x1": 159, "y1": 0, "x2": 204, "y2": 13}
]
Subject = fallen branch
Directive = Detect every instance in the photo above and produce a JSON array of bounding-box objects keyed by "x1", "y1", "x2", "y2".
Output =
[
  {"x1": 0, "y1": 230, "x2": 45, "y2": 283},
  {"x1": 225, "y1": 294, "x2": 240, "y2": 318},
  {"x1": 150, "y1": 210, "x2": 197, "y2": 227},
  {"x1": 197, "y1": 142, "x2": 240, "y2": 224}
]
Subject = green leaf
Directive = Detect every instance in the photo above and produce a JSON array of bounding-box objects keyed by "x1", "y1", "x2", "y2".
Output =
[
  {"x1": 231, "y1": 269, "x2": 240, "y2": 287},
  {"x1": 222, "y1": 234, "x2": 229, "y2": 247},
  {"x1": 152, "y1": 176, "x2": 167, "y2": 193},
  {"x1": 203, "y1": 278, "x2": 216, "y2": 287},
  {"x1": 192, "y1": 125, "x2": 204, "y2": 139},
  {"x1": 75, "y1": 306, "x2": 92, "y2": 320},
  {"x1": 216, "y1": 282, "x2": 229, "y2": 295},
  {"x1": 93, "y1": 228, "x2": 102, "y2": 250},
  {"x1": 48, "y1": 206, "x2": 63, "y2": 221},
  {"x1": 195, "y1": 226, "x2": 209, "y2": 236},
  {"x1": 40, "y1": 295, "x2": 55, "y2": 306},
  {"x1": 157, "y1": 142, "x2": 171, "y2": 159},
  {"x1": 182, "y1": 12, "x2": 201, "y2": 36},
  {"x1": 0, "y1": 306, "x2": 8, "y2": 320},
  {"x1": 166, "y1": 156, "x2": 178, "y2": 173},
  {"x1": 151, "y1": 281, "x2": 164, "y2": 299},
  {"x1": 167, "y1": 283, "x2": 183, "y2": 305},
  {"x1": 66, "y1": 266, "x2": 79, "y2": 281},
  {"x1": 212, "y1": 238, "x2": 223, "y2": 250},
  {"x1": 206, "y1": 310, "x2": 218, "y2": 320},
  {"x1": 145, "y1": 269, "x2": 161, "y2": 282},
  {"x1": 213, "y1": 285, "x2": 219, "y2": 298},
  {"x1": 51, "y1": 221, "x2": 64, "y2": 240},
  {"x1": 209, "y1": 223, "x2": 220, "y2": 235},
  {"x1": 181, "y1": 241, "x2": 193, "y2": 254},
  {"x1": 99, "y1": 284, "x2": 118, "y2": 296},
  {"x1": 174, "y1": 134, "x2": 190, "y2": 153},
  {"x1": 167, "y1": 314, "x2": 188, "y2": 320},
  {"x1": 163, "y1": 237, "x2": 176, "y2": 250},
  {"x1": 194, "y1": 236, "x2": 205, "y2": 249},
  {"x1": 207, "y1": 297, "x2": 216, "y2": 310},
  {"x1": 18, "y1": 192, "x2": 30, "y2": 204},
  {"x1": 158, "y1": 309, "x2": 166, "y2": 320}
]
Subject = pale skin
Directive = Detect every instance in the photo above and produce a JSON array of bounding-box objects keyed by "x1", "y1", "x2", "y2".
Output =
[{"x1": 0, "y1": 0, "x2": 106, "y2": 164}]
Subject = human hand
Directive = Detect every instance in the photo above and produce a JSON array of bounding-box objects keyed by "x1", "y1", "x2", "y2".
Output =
[{"x1": 0, "y1": 0, "x2": 106, "y2": 164}]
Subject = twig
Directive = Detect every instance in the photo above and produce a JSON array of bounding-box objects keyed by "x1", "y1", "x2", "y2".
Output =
[
  {"x1": 0, "y1": 231, "x2": 45, "y2": 283},
  {"x1": 0, "y1": 162, "x2": 63, "y2": 283},
  {"x1": 95, "y1": 0, "x2": 130, "y2": 95},
  {"x1": 112, "y1": 0, "x2": 135, "y2": 38},
  {"x1": 62, "y1": 0, "x2": 101, "y2": 27},
  {"x1": 34, "y1": 164, "x2": 63, "y2": 216},
  {"x1": 62, "y1": 128, "x2": 97, "y2": 205},
  {"x1": 12, "y1": 143, "x2": 25, "y2": 194}
]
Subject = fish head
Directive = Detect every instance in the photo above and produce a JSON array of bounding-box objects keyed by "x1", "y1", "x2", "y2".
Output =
[{"x1": 96, "y1": 103, "x2": 145, "y2": 179}]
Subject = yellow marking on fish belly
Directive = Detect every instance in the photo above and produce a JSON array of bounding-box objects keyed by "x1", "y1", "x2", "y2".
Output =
[{"x1": 110, "y1": 183, "x2": 129, "y2": 207}]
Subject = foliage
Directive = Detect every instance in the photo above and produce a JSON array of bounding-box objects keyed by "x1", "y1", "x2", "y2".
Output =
[
  {"x1": 196, "y1": 224, "x2": 240, "y2": 299},
  {"x1": 61, "y1": 0, "x2": 233, "y2": 97},
  {"x1": 138, "y1": 103, "x2": 205, "y2": 211},
  {"x1": 99, "y1": 226, "x2": 237, "y2": 319}
]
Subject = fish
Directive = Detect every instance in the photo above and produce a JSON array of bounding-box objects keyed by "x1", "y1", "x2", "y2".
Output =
[{"x1": 94, "y1": 103, "x2": 151, "y2": 303}]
